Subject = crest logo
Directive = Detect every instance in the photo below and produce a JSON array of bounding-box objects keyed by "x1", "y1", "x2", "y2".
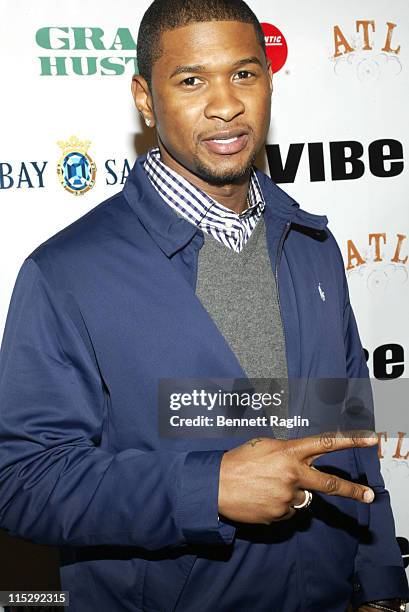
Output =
[{"x1": 57, "y1": 136, "x2": 97, "y2": 195}]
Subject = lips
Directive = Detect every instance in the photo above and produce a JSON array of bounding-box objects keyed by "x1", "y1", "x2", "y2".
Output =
[{"x1": 201, "y1": 129, "x2": 249, "y2": 155}]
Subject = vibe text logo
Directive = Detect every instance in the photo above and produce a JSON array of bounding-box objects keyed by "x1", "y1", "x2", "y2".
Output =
[{"x1": 266, "y1": 139, "x2": 404, "y2": 183}]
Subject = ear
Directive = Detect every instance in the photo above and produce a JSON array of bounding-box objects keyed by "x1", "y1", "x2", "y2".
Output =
[
  {"x1": 131, "y1": 74, "x2": 155, "y2": 128},
  {"x1": 266, "y1": 59, "x2": 273, "y2": 95}
]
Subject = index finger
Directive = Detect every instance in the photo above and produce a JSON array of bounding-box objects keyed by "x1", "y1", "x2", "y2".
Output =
[{"x1": 290, "y1": 430, "x2": 378, "y2": 461}]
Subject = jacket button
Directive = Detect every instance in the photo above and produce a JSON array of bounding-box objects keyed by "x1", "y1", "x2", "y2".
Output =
[{"x1": 353, "y1": 583, "x2": 361, "y2": 592}]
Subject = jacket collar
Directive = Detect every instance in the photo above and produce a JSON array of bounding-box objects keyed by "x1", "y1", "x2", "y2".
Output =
[
  {"x1": 123, "y1": 153, "x2": 328, "y2": 257},
  {"x1": 255, "y1": 171, "x2": 328, "y2": 230}
]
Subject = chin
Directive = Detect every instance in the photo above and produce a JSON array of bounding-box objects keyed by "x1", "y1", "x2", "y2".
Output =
[{"x1": 193, "y1": 154, "x2": 257, "y2": 186}]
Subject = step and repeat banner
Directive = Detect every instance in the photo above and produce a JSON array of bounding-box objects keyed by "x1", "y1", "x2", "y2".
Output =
[{"x1": 0, "y1": 0, "x2": 408, "y2": 582}]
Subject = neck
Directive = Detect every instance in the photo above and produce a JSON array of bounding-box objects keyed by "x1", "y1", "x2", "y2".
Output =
[{"x1": 157, "y1": 142, "x2": 250, "y2": 214}]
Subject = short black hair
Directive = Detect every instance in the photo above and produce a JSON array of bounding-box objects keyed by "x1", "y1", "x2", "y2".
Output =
[{"x1": 137, "y1": 0, "x2": 266, "y2": 88}]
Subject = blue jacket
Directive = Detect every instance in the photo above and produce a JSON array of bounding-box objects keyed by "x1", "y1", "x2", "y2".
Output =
[{"x1": 0, "y1": 155, "x2": 407, "y2": 612}]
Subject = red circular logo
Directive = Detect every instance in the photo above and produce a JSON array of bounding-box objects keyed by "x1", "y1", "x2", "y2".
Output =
[{"x1": 261, "y1": 23, "x2": 288, "y2": 73}]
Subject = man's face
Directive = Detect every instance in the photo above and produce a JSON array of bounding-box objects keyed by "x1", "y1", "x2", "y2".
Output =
[{"x1": 147, "y1": 20, "x2": 272, "y2": 185}]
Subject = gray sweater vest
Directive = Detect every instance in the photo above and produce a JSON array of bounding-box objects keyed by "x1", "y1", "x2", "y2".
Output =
[{"x1": 195, "y1": 214, "x2": 289, "y2": 438}]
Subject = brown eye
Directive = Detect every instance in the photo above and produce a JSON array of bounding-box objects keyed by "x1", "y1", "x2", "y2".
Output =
[
  {"x1": 182, "y1": 76, "x2": 200, "y2": 86},
  {"x1": 235, "y1": 70, "x2": 254, "y2": 79}
]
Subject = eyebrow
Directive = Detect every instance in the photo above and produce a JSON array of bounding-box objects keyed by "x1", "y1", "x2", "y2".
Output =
[{"x1": 169, "y1": 56, "x2": 263, "y2": 79}]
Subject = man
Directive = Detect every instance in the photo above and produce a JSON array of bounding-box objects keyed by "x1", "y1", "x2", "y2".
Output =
[{"x1": 0, "y1": 0, "x2": 407, "y2": 610}]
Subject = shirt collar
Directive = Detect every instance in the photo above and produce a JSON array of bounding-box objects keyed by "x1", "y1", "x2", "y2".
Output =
[{"x1": 143, "y1": 147, "x2": 265, "y2": 231}]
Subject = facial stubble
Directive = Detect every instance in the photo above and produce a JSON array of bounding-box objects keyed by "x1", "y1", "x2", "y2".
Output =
[{"x1": 192, "y1": 147, "x2": 259, "y2": 186}]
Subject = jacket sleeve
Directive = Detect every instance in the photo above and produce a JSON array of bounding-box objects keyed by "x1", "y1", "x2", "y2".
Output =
[
  {"x1": 0, "y1": 257, "x2": 235, "y2": 549},
  {"x1": 341, "y1": 271, "x2": 409, "y2": 608}
]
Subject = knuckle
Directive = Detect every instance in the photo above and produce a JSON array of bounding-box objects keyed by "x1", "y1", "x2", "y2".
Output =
[
  {"x1": 281, "y1": 444, "x2": 297, "y2": 459},
  {"x1": 274, "y1": 502, "x2": 290, "y2": 517},
  {"x1": 350, "y1": 485, "x2": 361, "y2": 500},
  {"x1": 319, "y1": 433, "x2": 335, "y2": 450},
  {"x1": 325, "y1": 477, "x2": 338, "y2": 493},
  {"x1": 281, "y1": 489, "x2": 294, "y2": 504},
  {"x1": 282, "y1": 467, "x2": 298, "y2": 485}
]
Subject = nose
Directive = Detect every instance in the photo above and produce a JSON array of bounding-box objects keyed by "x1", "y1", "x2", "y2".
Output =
[{"x1": 204, "y1": 83, "x2": 245, "y2": 122}]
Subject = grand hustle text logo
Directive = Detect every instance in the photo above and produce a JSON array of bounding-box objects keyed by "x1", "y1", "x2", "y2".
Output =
[
  {"x1": 35, "y1": 27, "x2": 138, "y2": 76},
  {"x1": 331, "y1": 20, "x2": 401, "y2": 80}
]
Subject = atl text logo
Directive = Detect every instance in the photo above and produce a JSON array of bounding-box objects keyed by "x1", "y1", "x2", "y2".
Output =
[{"x1": 332, "y1": 20, "x2": 401, "y2": 80}]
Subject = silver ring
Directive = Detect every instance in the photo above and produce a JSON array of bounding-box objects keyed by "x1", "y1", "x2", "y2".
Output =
[{"x1": 292, "y1": 489, "x2": 312, "y2": 510}]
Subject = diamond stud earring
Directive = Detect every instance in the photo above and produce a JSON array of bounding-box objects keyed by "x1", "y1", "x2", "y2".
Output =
[{"x1": 145, "y1": 118, "x2": 151, "y2": 127}]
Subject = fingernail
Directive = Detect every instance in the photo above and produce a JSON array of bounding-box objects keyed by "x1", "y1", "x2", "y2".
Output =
[{"x1": 363, "y1": 489, "x2": 374, "y2": 503}]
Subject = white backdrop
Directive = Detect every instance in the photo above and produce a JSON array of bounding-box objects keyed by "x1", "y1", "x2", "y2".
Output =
[{"x1": 0, "y1": 0, "x2": 408, "y2": 576}]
